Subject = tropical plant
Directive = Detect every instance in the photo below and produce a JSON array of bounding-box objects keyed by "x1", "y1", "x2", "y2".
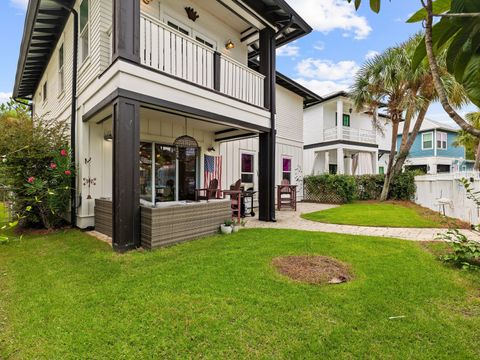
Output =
[
  {"x1": 347, "y1": 0, "x2": 480, "y2": 137},
  {"x1": 0, "y1": 114, "x2": 74, "y2": 229},
  {"x1": 453, "y1": 111, "x2": 480, "y2": 169}
]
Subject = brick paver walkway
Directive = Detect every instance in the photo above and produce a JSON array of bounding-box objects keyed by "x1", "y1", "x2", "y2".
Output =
[{"x1": 247, "y1": 203, "x2": 480, "y2": 242}]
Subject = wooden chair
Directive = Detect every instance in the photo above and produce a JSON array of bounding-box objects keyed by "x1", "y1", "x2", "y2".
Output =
[
  {"x1": 222, "y1": 179, "x2": 242, "y2": 223},
  {"x1": 195, "y1": 179, "x2": 219, "y2": 202},
  {"x1": 277, "y1": 179, "x2": 297, "y2": 211}
]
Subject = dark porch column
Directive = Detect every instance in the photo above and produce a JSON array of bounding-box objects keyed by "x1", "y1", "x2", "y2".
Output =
[
  {"x1": 112, "y1": 0, "x2": 140, "y2": 63},
  {"x1": 112, "y1": 97, "x2": 140, "y2": 252},
  {"x1": 258, "y1": 27, "x2": 276, "y2": 221}
]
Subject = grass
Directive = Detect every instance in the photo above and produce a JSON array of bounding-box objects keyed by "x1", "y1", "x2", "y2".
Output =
[
  {"x1": 0, "y1": 229, "x2": 479, "y2": 359},
  {"x1": 301, "y1": 201, "x2": 469, "y2": 228}
]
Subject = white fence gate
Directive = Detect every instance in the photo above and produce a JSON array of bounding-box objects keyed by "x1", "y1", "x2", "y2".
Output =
[{"x1": 414, "y1": 173, "x2": 480, "y2": 225}]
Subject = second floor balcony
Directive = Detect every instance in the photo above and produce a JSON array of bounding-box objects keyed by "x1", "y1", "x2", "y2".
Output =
[
  {"x1": 139, "y1": 14, "x2": 265, "y2": 108},
  {"x1": 323, "y1": 126, "x2": 376, "y2": 144}
]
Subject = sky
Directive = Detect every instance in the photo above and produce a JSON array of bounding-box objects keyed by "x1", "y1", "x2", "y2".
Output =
[{"x1": 0, "y1": 0, "x2": 475, "y2": 126}]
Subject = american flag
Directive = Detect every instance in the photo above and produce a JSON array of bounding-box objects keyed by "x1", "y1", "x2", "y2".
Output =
[{"x1": 204, "y1": 155, "x2": 222, "y2": 194}]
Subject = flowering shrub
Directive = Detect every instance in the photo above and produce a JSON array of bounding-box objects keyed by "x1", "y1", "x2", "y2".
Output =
[{"x1": 0, "y1": 115, "x2": 74, "y2": 229}]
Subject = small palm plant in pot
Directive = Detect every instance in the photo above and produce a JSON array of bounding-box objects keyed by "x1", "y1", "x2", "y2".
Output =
[{"x1": 220, "y1": 219, "x2": 233, "y2": 234}]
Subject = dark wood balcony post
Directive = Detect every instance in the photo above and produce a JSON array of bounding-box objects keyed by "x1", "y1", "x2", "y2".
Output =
[
  {"x1": 258, "y1": 27, "x2": 276, "y2": 222},
  {"x1": 213, "y1": 51, "x2": 221, "y2": 91},
  {"x1": 112, "y1": 97, "x2": 141, "y2": 252},
  {"x1": 112, "y1": 0, "x2": 140, "y2": 63}
]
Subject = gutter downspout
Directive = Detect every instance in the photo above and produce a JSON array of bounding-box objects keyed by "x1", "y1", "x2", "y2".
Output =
[{"x1": 52, "y1": 1, "x2": 78, "y2": 227}]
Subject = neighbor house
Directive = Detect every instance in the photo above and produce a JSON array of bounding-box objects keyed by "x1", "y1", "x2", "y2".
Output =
[
  {"x1": 13, "y1": 0, "x2": 312, "y2": 251},
  {"x1": 303, "y1": 91, "x2": 393, "y2": 176},
  {"x1": 397, "y1": 118, "x2": 472, "y2": 174}
]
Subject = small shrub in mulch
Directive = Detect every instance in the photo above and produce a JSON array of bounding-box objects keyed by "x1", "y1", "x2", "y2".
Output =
[{"x1": 272, "y1": 255, "x2": 353, "y2": 285}]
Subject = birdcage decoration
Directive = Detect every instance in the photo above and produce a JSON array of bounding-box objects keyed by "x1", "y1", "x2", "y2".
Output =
[{"x1": 173, "y1": 118, "x2": 199, "y2": 161}]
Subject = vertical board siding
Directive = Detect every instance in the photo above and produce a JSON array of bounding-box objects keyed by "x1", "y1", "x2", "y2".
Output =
[{"x1": 275, "y1": 85, "x2": 303, "y2": 143}]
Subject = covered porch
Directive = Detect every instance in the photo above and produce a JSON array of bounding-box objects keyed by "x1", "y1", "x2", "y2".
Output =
[
  {"x1": 81, "y1": 96, "x2": 276, "y2": 251},
  {"x1": 308, "y1": 145, "x2": 379, "y2": 175}
]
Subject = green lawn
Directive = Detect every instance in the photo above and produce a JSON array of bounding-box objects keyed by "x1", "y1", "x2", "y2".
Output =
[
  {"x1": 301, "y1": 201, "x2": 468, "y2": 228},
  {"x1": 1, "y1": 229, "x2": 479, "y2": 358}
]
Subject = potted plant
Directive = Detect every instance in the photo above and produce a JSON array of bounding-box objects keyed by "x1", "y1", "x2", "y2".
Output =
[
  {"x1": 232, "y1": 219, "x2": 240, "y2": 233},
  {"x1": 220, "y1": 219, "x2": 233, "y2": 234}
]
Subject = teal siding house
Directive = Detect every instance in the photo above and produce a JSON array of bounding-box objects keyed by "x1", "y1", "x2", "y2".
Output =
[{"x1": 397, "y1": 119, "x2": 472, "y2": 174}]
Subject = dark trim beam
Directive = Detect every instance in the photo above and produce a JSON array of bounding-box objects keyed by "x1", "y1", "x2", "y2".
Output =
[
  {"x1": 112, "y1": 0, "x2": 140, "y2": 63},
  {"x1": 304, "y1": 140, "x2": 379, "y2": 150},
  {"x1": 112, "y1": 97, "x2": 141, "y2": 252},
  {"x1": 258, "y1": 27, "x2": 276, "y2": 222}
]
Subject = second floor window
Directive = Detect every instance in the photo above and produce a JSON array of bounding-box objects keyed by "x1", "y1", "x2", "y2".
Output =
[
  {"x1": 80, "y1": 0, "x2": 89, "y2": 63},
  {"x1": 58, "y1": 44, "x2": 64, "y2": 93},
  {"x1": 241, "y1": 153, "x2": 254, "y2": 184},
  {"x1": 437, "y1": 132, "x2": 447, "y2": 150},
  {"x1": 422, "y1": 132, "x2": 433, "y2": 150}
]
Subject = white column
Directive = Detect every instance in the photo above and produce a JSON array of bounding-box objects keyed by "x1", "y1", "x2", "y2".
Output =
[
  {"x1": 324, "y1": 151, "x2": 330, "y2": 174},
  {"x1": 337, "y1": 147, "x2": 345, "y2": 174},
  {"x1": 372, "y1": 150, "x2": 378, "y2": 174},
  {"x1": 336, "y1": 99, "x2": 343, "y2": 140}
]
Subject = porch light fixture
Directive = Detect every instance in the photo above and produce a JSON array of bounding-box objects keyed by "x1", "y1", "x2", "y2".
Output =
[
  {"x1": 104, "y1": 131, "x2": 113, "y2": 142},
  {"x1": 225, "y1": 40, "x2": 235, "y2": 50},
  {"x1": 349, "y1": 107, "x2": 353, "y2": 114},
  {"x1": 173, "y1": 118, "x2": 199, "y2": 159}
]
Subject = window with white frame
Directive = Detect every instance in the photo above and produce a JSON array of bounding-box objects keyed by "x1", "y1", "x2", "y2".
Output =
[
  {"x1": 437, "y1": 131, "x2": 447, "y2": 150},
  {"x1": 194, "y1": 32, "x2": 216, "y2": 49},
  {"x1": 80, "y1": 0, "x2": 89, "y2": 63},
  {"x1": 241, "y1": 153, "x2": 254, "y2": 184},
  {"x1": 58, "y1": 44, "x2": 64, "y2": 94},
  {"x1": 165, "y1": 16, "x2": 190, "y2": 36},
  {"x1": 422, "y1": 132, "x2": 433, "y2": 150},
  {"x1": 282, "y1": 157, "x2": 292, "y2": 183}
]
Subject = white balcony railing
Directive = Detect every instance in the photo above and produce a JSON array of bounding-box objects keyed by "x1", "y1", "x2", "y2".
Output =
[
  {"x1": 323, "y1": 126, "x2": 376, "y2": 144},
  {"x1": 140, "y1": 14, "x2": 265, "y2": 107}
]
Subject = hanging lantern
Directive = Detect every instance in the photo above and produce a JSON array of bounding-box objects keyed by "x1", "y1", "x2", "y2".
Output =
[{"x1": 173, "y1": 118, "x2": 199, "y2": 160}]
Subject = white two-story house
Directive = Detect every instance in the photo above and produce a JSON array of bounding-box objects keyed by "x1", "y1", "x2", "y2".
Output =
[
  {"x1": 13, "y1": 0, "x2": 312, "y2": 251},
  {"x1": 303, "y1": 91, "x2": 393, "y2": 176}
]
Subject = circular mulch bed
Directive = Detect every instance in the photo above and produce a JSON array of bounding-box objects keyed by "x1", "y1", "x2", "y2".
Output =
[{"x1": 272, "y1": 256, "x2": 353, "y2": 285}]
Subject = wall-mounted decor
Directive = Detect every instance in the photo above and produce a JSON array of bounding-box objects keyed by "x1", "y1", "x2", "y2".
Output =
[
  {"x1": 185, "y1": 7, "x2": 199, "y2": 22},
  {"x1": 143, "y1": 0, "x2": 152, "y2": 4}
]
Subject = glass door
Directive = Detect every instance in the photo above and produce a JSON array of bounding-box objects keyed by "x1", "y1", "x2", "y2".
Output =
[
  {"x1": 178, "y1": 147, "x2": 198, "y2": 201},
  {"x1": 155, "y1": 145, "x2": 176, "y2": 202}
]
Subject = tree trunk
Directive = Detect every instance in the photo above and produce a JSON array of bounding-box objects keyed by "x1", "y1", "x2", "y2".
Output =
[
  {"x1": 424, "y1": 0, "x2": 480, "y2": 137},
  {"x1": 400, "y1": 98, "x2": 416, "y2": 149},
  {"x1": 380, "y1": 116, "x2": 399, "y2": 201},
  {"x1": 475, "y1": 144, "x2": 480, "y2": 171},
  {"x1": 392, "y1": 102, "x2": 430, "y2": 176}
]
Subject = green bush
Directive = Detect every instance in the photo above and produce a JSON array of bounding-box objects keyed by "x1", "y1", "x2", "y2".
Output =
[
  {"x1": 0, "y1": 115, "x2": 74, "y2": 229},
  {"x1": 355, "y1": 174, "x2": 384, "y2": 200},
  {"x1": 389, "y1": 171, "x2": 417, "y2": 200},
  {"x1": 304, "y1": 174, "x2": 357, "y2": 203},
  {"x1": 304, "y1": 172, "x2": 417, "y2": 203}
]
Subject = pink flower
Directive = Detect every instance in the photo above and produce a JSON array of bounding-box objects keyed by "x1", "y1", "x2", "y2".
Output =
[
  {"x1": 64, "y1": 170, "x2": 71, "y2": 176},
  {"x1": 50, "y1": 163, "x2": 57, "y2": 169},
  {"x1": 60, "y1": 149, "x2": 68, "y2": 157},
  {"x1": 27, "y1": 176, "x2": 35, "y2": 184}
]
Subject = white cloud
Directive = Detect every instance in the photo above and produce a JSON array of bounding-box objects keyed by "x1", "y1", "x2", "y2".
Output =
[
  {"x1": 296, "y1": 58, "x2": 359, "y2": 81},
  {"x1": 313, "y1": 42, "x2": 325, "y2": 51},
  {"x1": 276, "y1": 44, "x2": 300, "y2": 57},
  {"x1": 0, "y1": 92, "x2": 12, "y2": 104},
  {"x1": 365, "y1": 50, "x2": 380, "y2": 60},
  {"x1": 294, "y1": 79, "x2": 349, "y2": 97},
  {"x1": 294, "y1": 58, "x2": 359, "y2": 96},
  {"x1": 10, "y1": 0, "x2": 28, "y2": 10},
  {"x1": 285, "y1": 0, "x2": 372, "y2": 40}
]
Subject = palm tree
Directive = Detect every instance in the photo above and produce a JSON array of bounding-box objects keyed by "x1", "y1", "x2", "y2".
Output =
[
  {"x1": 350, "y1": 44, "x2": 411, "y2": 200},
  {"x1": 454, "y1": 111, "x2": 480, "y2": 170}
]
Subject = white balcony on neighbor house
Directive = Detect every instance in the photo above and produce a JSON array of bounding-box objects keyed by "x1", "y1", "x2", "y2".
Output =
[
  {"x1": 323, "y1": 126, "x2": 376, "y2": 144},
  {"x1": 139, "y1": 14, "x2": 265, "y2": 108}
]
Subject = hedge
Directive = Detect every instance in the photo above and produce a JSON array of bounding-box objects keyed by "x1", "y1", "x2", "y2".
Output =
[{"x1": 303, "y1": 172, "x2": 417, "y2": 204}]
